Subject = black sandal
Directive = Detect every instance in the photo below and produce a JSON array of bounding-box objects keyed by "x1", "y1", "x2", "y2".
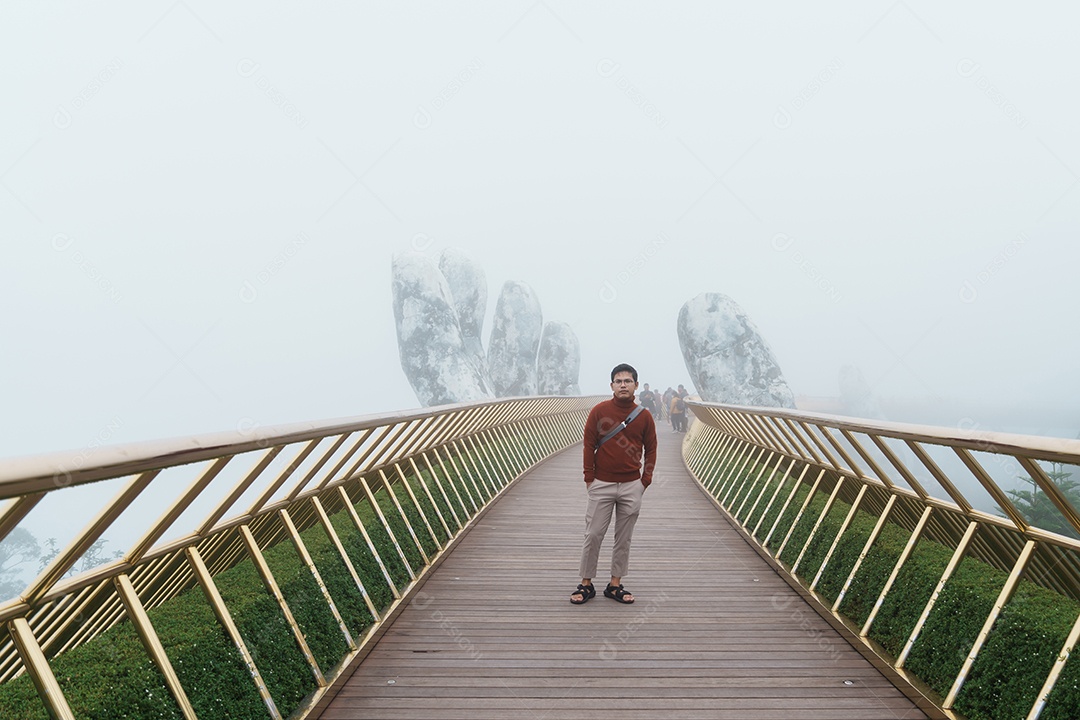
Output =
[
  {"x1": 570, "y1": 583, "x2": 595, "y2": 604},
  {"x1": 604, "y1": 583, "x2": 634, "y2": 604}
]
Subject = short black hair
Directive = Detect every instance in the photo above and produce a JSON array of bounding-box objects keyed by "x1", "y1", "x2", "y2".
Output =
[{"x1": 610, "y1": 363, "x2": 638, "y2": 382}]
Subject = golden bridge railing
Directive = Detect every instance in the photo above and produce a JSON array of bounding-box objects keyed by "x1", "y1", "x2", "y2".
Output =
[
  {"x1": 683, "y1": 401, "x2": 1080, "y2": 720},
  {"x1": 0, "y1": 395, "x2": 600, "y2": 719}
]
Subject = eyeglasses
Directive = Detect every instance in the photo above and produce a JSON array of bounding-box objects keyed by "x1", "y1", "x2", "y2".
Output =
[{"x1": 612, "y1": 379, "x2": 636, "y2": 385}]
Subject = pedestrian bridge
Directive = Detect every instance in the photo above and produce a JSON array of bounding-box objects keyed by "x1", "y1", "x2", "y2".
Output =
[{"x1": 1, "y1": 398, "x2": 1079, "y2": 720}]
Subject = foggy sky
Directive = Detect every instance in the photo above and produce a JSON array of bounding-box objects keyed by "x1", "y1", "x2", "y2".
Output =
[{"x1": 4, "y1": 2, "x2": 1080, "y2": 460}]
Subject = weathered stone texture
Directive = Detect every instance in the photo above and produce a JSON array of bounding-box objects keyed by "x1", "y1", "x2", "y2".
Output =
[
  {"x1": 438, "y1": 248, "x2": 492, "y2": 391},
  {"x1": 391, "y1": 252, "x2": 490, "y2": 406},
  {"x1": 488, "y1": 281, "x2": 543, "y2": 397},
  {"x1": 537, "y1": 321, "x2": 581, "y2": 395},
  {"x1": 678, "y1": 292, "x2": 795, "y2": 408}
]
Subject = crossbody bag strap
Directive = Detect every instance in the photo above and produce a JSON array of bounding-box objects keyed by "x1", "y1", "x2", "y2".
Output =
[{"x1": 596, "y1": 405, "x2": 644, "y2": 450}]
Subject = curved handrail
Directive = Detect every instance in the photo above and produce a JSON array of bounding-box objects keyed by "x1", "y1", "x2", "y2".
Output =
[
  {"x1": 692, "y1": 402, "x2": 1080, "y2": 467},
  {"x1": 684, "y1": 400, "x2": 1080, "y2": 720},
  {"x1": 0, "y1": 397, "x2": 579, "y2": 496},
  {"x1": 0, "y1": 395, "x2": 602, "y2": 720},
  {"x1": 687, "y1": 401, "x2": 1080, "y2": 541}
]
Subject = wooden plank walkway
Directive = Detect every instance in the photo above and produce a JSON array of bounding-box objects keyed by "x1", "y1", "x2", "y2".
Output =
[{"x1": 316, "y1": 420, "x2": 928, "y2": 719}]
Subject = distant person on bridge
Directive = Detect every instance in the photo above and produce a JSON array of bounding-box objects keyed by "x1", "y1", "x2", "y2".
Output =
[
  {"x1": 570, "y1": 363, "x2": 657, "y2": 605},
  {"x1": 654, "y1": 386, "x2": 666, "y2": 421},
  {"x1": 639, "y1": 383, "x2": 657, "y2": 415},
  {"x1": 670, "y1": 392, "x2": 687, "y2": 433}
]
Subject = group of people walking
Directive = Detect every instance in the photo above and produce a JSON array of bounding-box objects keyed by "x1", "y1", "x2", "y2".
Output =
[{"x1": 637, "y1": 382, "x2": 690, "y2": 433}]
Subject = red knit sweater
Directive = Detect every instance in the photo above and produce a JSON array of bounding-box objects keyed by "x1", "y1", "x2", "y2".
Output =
[{"x1": 582, "y1": 395, "x2": 658, "y2": 486}]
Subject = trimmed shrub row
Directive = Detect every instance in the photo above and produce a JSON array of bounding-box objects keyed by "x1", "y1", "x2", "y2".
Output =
[
  {"x1": 0, "y1": 434, "x2": 533, "y2": 720},
  {"x1": 692, "y1": 450, "x2": 1080, "y2": 720}
]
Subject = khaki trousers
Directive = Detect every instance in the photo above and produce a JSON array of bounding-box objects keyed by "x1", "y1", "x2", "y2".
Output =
[{"x1": 578, "y1": 479, "x2": 645, "y2": 579}]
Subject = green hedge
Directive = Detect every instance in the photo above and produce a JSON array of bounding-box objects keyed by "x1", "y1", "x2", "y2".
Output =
[
  {"x1": 811, "y1": 508, "x2": 875, "y2": 606},
  {"x1": 959, "y1": 579, "x2": 1079, "y2": 719},
  {"x1": 0, "y1": 422, "x2": 553, "y2": 719},
  {"x1": 0, "y1": 456, "x2": 503, "y2": 719},
  {"x1": 742, "y1": 465, "x2": 790, "y2": 532},
  {"x1": 762, "y1": 482, "x2": 813, "y2": 552},
  {"x1": 791, "y1": 495, "x2": 851, "y2": 582},
  {"x1": 867, "y1": 539, "x2": 952, "y2": 657},
  {"x1": 726, "y1": 462, "x2": 764, "y2": 517},
  {"x1": 699, "y1": 454, "x2": 1080, "y2": 720},
  {"x1": 0, "y1": 619, "x2": 183, "y2": 720}
]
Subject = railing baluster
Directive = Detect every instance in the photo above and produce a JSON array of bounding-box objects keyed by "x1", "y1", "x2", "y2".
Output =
[
  {"x1": 733, "y1": 452, "x2": 779, "y2": 523},
  {"x1": 311, "y1": 496, "x2": 381, "y2": 622},
  {"x1": 763, "y1": 464, "x2": 812, "y2": 549},
  {"x1": 424, "y1": 451, "x2": 464, "y2": 530},
  {"x1": 432, "y1": 446, "x2": 472, "y2": 521},
  {"x1": 861, "y1": 506, "x2": 933, "y2": 636},
  {"x1": 336, "y1": 485, "x2": 400, "y2": 600},
  {"x1": 896, "y1": 521, "x2": 979, "y2": 668},
  {"x1": 468, "y1": 434, "x2": 505, "y2": 493},
  {"x1": 129, "y1": 457, "x2": 233, "y2": 565},
  {"x1": 841, "y1": 429, "x2": 894, "y2": 488},
  {"x1": 377, "y1": 469, "x2": 430, "y2": 566},
  {"x1": 791, "y1": 477, "x2": 845, "y2": 575},
  {"x1": 482, "y1": 428, "x2": 515, "y2": 487},
  {"x1": 238, "y1": 525, "x2": 326, "y2": 686},
  {"x1": 198, "y1": 447, "x2": 284, "y2": 536},
  {"x1": 0, "y1": 494, "x2": 46, "y2": 547},
  {"x1": 797, "y1": 422, "x2": 843, "y2": 473},
  {"x1": 820, "y1": 426, "x2": 863, "y2": 478},
  {"x1": 284, "y1": 434, "x2": 352, "y2": 502},
  {"x1": 1018, "y1": 456, "x2": 1080, "y2": 537},
  {"x1": 832, "y1": 494, "x2": 897, "y2": 613},
  {"x1": 775, "y1": 468, "x2": 826, "y2": 560},
  {"x1": 314, "y1": 430, "x2": 373, "y2": 491},
  {"x1": 247, "y1": 439, "x2": 322, "y2": 517},
  {"x1": 453, "y1": 440, "x2": 484, "y2": 510},
  {"x1": 783, "y1": 418, "x2": 826, "y2": 466},
  {"x1": 279, "y1": 508, "x2": 356, "y2": 649},
  {"x1": 751, "y1": 458, "x2": 797, "y2": 537},
  {"x1": 871, "y1": 435, "x2": 930, "y2": 498},
  {"x1": 704, "y1": 434, "x2": 739, "y2": 494},
  {"x1": 1029, "y1": 607, "x2": 1080, "y2": 719},
  {"x1": 395, "y1": 464, "x2": 440, "y2": 548},
  {"x1": 26, "y1": 470, "x2": 161, "y2": 605},
  {"x1": 723, "y1": 445, "x2": 763, "y2": 507},
  {"x1": 186, "y1": 546, "x2": 281, "y2": 719},
  {"x1": 8, "y1": 617, "x2": 76, "y2": 720},
  {"x1": 708, "y1": 440, "x2": 740, "y2": 496},
  {"x1": 810, "y1": 484, "x2": 868, "y2": 591},
  {"x1": 114, "y1": 573, "x2": 199, "y2": 719},
  {"x1": 721, "y1": 445, "x2": 765, "y2": 504},
  {"x1": 359, "y1": 477, "x2": 415, "y2": 581},
  {"x1": 461, "y1": 435, "x2": 496, "y2": 502},
  {"x1": 405, "y1": 458, "x2": 451, "y2": 543},
  {"x1": 944, "y1": 539, "x2": 1038, "y2": 708}
]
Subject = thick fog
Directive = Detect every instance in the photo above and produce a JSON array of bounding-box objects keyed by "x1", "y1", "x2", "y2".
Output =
[{"x1": 4, "y1": 3, "x2": 1079, "y2": 460}]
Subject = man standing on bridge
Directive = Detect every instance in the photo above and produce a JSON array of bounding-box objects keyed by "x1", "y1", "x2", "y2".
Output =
[{"x1": 570, "y1": 363, "x2": 657, "y2": 605}]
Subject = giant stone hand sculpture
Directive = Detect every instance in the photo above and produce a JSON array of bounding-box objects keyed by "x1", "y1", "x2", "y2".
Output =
[
  {"x1": 391, "y1": 253, "x2": 490, "y2": 406},
  {"x1": 537, "y1": 321, "x2": 581, "y2": 395},
  {"x1": 392, "y1": 249, "x2": 581, "y2": 407},
  {"x1": 677, "y1": 292, "x2": 795, "y2": 408},
  {"x1": 487, "y1": 281, "x2": 543, "y2": 396},
  {"x1": 438, "y1": 248, "x2": 493, "y2": 393}
]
